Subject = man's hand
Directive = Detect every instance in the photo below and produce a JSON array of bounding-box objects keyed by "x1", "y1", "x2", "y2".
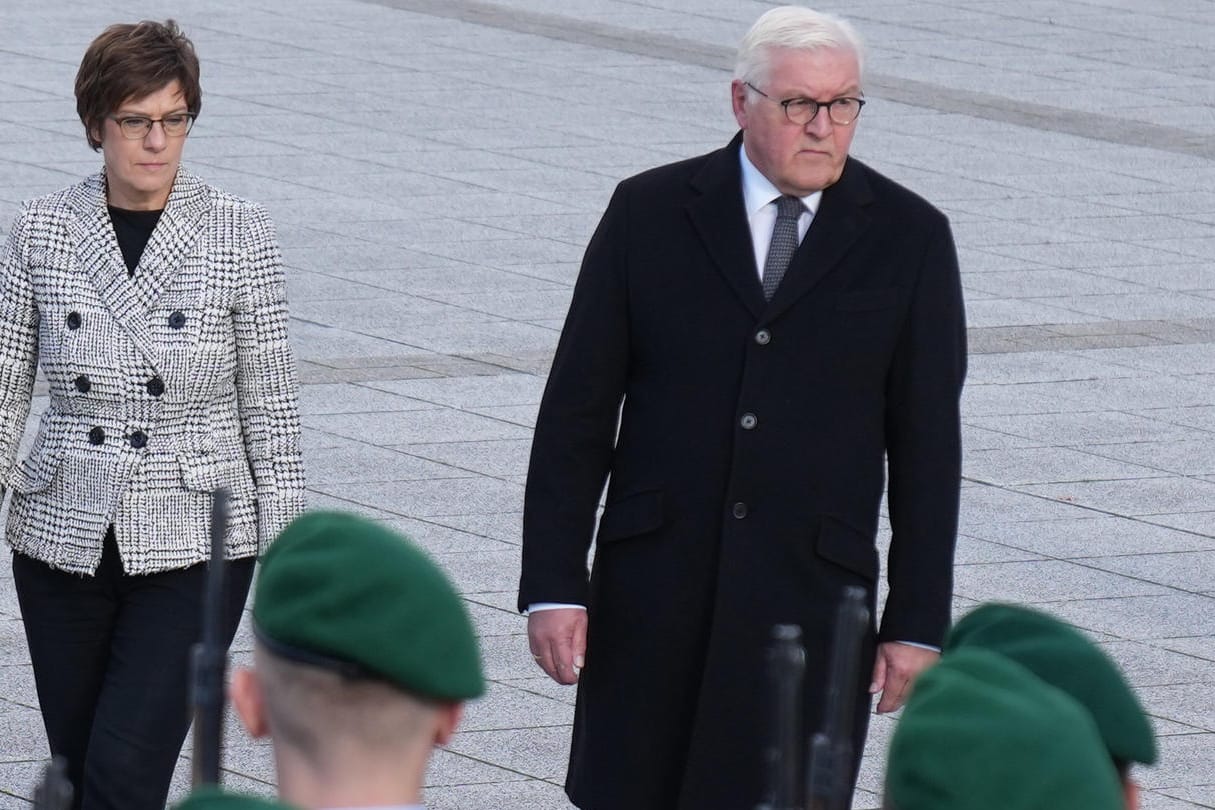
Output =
[
  {"x1": 870, "y1": 642, "x2": 938, "y2": 713},
  {"x1": 528, "y1": 608, "x2": 587, "y2": 685}
]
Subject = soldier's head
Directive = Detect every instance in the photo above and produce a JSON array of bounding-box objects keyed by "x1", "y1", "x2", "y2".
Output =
[
  {"x1": 883, "y1": 648, "x2": 1124, "y2": 810},
  {"x1": 229, "y1": 511, "x2": 484, "y2": 807},
  {"x1": 944, "y1": 603, "x2": 1156, "y2": 809}
]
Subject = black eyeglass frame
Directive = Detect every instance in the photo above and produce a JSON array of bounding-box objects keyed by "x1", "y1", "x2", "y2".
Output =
[
  {"x1": 744, "y1": 81, "x2": 866, "y2": 126},
  {"x1": 107, "y1": 112, "x2": 197, "y2": 140}
]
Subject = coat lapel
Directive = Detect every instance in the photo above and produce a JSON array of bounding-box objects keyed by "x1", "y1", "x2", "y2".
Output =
[
  {"x1": 65, "y1": 174, "x2": 161, "y2": 367},
  {"x1": 132, "y1": 170, "x2": 209, "y2": 311},
  {"x1": 686, "y1": 133, "x2": 766, "y2": 319},
  {"x1": 764, "y1": 158, "x2": 873, "y2": 320}
]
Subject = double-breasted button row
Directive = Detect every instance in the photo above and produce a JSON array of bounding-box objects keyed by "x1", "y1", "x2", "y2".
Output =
[
  {"x1": 72, "y1": 375, "x2": 165, "y2": 398},
  {"x1": 86, "y1": 427, "x2": 149, "y2": 448}
]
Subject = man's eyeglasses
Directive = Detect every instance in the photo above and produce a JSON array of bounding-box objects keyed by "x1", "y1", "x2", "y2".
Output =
[
  {"x1": 108, "y1": 113, "x2": 196, "y2": 140},
  {"x1": 744, "y1": 82, "x2": 865, "y2": 126}
]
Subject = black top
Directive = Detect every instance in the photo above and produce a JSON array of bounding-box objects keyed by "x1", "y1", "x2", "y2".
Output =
[{"x1": 108, "y1": 206, "x2": 163, "y2": 276}]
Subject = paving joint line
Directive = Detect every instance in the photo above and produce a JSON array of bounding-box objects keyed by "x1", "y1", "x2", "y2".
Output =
[{"x1": 360, "y1": 0, "x2": 1214, "y2": 161}]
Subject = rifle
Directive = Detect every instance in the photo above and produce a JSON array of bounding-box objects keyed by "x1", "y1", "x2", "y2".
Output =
[
  {"x1": 190, "y1": 487, "x2": 229, "y2": 788},
  {"x1": 757, "y1": 587, "x2": 871, "y2": 810},
  {"x1": 806, "y1": 586, "x2": 870, "y2": 810},
  {"x1": 758, "y1": 624, "x2": 806, "y2": 810},
  {"x1": 32, "y1": 756, "x2": 72, "y2": 810}
]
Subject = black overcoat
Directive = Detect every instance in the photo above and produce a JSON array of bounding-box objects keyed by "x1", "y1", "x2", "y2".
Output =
[{"x1": 519, "y1": 133, "x2": 966, "y2": 810}]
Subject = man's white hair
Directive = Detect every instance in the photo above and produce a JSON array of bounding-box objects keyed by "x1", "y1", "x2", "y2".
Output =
[{"x1": 734, "y1": 6, "x2": 866, "y2": 86}]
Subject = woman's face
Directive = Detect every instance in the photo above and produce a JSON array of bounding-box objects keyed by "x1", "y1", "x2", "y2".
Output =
[{"x1": 96, "y1": 80, "x2": 190, "y2": 210}]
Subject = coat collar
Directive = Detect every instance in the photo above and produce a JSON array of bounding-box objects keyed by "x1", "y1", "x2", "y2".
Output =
[
  {"x1": 685, "y1": 132, "x2": 873, "y2": 321},
  {"x1": 63, "y1": 169, "x2": 211, "y2": 371}
]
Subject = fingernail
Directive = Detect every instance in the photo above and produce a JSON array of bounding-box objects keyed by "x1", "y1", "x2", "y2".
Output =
[
  {"x1": 575, "y1": 655, "x2": 585, "y2": 669},
  {"x1": 869, "y1": 682, "x2": 879, "y2": 693}
]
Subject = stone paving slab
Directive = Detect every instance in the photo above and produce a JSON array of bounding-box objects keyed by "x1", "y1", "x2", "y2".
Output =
[{"x1": 0, "y1": 0, "x2": 1213, "y2": 808}]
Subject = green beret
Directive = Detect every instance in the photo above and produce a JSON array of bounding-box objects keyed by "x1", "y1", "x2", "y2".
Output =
[
  {"x1": 944, "y1": 603, "x2": 1156, "y2": 765},
  {"x1": 886, "y1": 649, "x2": 1124, "y2": 810},
  {"x1": 174, "y1": 787, "x2": 294, "y2": 809},
  {"x1": 253, "y1": 511, "x2": 485, "y2": 701}
]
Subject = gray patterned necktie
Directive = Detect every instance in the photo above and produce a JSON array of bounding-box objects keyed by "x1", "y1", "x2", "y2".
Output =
[{"x1": 761, "y1": 195, "x2": 804, "y2": 301}]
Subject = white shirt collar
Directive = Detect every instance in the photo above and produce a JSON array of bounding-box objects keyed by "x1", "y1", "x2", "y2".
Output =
[{"x1": 739, "y1": 143, "x2": 823, "y2": 218}]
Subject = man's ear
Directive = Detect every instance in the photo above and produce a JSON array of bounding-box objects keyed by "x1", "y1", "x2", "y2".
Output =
[
  {"x1": 229, "y1": 666, "x2": 270, "y2": 739},
  {"x1": 433, "y1": 702, "x2": 464, "y2": 747},
  {"x1": 731, "y1": 80, "x2": 750, "y2": 129}
]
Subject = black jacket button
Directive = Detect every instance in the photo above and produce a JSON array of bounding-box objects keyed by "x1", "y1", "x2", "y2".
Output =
[
  {"x1": 128, "y1": 431, "x2": 148, "y2": 449},
  {"x1": 75, "y1": 375, "x2": 91, "y2": 393},
  {"x1": 755, "y1": 329, "x2": 771, "y2": 345},
  {"x1": 168, "y1": 311, "x2": 187, "y2": 329},
  {"x1": 88, "y1": 427, "x2": 105, "y2": 445},
  {"x1": 740, "y1": 412, "x2": 758, "y2": 430},
  {"x1": 146, "y1": 376, "x2": 165, "y2": 397},
  {"x1": 732, "y1": 502, "x2": 748, "y2": 519},
  {"x1": 66, "y1": 312, "x2": 82, "y2": 330}
]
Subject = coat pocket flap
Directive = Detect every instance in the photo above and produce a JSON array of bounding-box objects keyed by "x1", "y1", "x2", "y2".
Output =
[
  {"x1": 836, "y1": 288, "x2": 899, "y2": 311},
  {"x1": 815, "y1": 518, "x2": 878, "y2": 582},
  {"x1": 178, "y1": 454, "x2": 251, "y2": 493},
  {"x1": 596, "y1": 489, "x2": 664, "y2": 544}
]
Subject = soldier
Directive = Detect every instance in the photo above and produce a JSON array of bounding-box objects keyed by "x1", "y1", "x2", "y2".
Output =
[
  {"x1": 943, "y1": 603, "x2": 1157, "y2": 809},
  {"x1": 176, "y1": 510, "x2": 485, "y2": 810},
  {"x1": 884, "y1": 647, "x2": 1124, "y2": 810}
]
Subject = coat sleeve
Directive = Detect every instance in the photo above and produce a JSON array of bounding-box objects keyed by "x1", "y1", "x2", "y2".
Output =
[
  {"x1": 518, "y1": 184, "x2": 632, "y2": 611},
  {"x1": 0, "y1": 205, "x2": 39, "y2": 494},
  {"x1": 880, "y1": 211, "x2": 967, "y2": 646},
  {"x1": 233, "y1": 204, "x2": 305, "y2": 550}
]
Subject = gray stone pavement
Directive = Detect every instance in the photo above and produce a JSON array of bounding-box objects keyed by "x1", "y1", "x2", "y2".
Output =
[{"x1": 0, "y1": 0, "x2": 1213, "y2": 806}]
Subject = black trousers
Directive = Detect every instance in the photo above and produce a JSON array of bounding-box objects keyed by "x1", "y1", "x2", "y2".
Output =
[{"x1": 13, "y1": 529, "x2": 255, "y2": 810}]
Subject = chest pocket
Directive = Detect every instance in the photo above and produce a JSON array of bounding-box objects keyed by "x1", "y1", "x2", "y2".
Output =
[{"x1": 835, "y1": 288, "x2": 899, "y2": 312}]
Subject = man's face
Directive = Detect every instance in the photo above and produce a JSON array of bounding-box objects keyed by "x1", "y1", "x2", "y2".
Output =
[{"x1": 732, "y1": 46, "x2": 862, "y2": 196}]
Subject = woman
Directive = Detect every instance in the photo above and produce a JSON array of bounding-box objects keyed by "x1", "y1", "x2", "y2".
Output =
[{"x1": 0, "y1": 20, "x2": 304, "y2": 809}]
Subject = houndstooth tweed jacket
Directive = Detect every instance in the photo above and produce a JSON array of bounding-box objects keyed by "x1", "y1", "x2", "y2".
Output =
[{"x1": 0, "y1": 169, "x2": 305, "y2": 576}]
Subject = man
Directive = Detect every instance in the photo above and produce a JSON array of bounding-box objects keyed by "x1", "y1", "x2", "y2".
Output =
[
  {"x1": 884, "y1": 648, "x2": 1124, "y2": 810},
  {"x1": 944, "y1": 603, "x2": 1158, "y2": 809},
  {"x1": 177, "y1": 510, "x2": 485, "y2": 809},
  {"x1": 519, "y1": 5, "x2": 966, "y2": 808}
]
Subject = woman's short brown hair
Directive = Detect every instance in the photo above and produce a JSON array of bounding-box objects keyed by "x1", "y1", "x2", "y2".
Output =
[{"x1": 75, "y1": 19, "x2": 202, "y2": 151}]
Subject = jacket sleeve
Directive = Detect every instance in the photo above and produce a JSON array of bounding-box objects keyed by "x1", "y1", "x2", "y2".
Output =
[
  {"x1": 518, "y1": 183, "x2": 631, "y2": 611},
  {"x1": 880, "y1": 211, "x2": 967, "y2": 646},
  {"x1": 233, "y1": 204, "x2": 305, "y2": 550},
  {"x1": 0, "y1": 205, "x2": 40, "y2": 494}
]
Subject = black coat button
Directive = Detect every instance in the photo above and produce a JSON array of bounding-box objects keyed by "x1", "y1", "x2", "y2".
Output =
[
  {"x1": 755, "y1": 329, "x2": 771, "y2": 345},
  {"x1": 732, "y1": 502, "x2": 748, "y2": 519},
  {"x1": 88, "y1": 427, "x2": 105, "y2": 445},
  {"x1": 75, "y1": 375, "x2": 91, "y2": 393},
  {"x1": 66, "y1": 312, "x2": 82, "y2": 330},
  {"x1": 146, "y1": 376, "x2": 165, "y2": 397},
  {"x1": 128, "y1": 431, "x2": 148, "y2": 449},
  {"x1": 168, "y1": 311, "x2": 187, "y2": 329},
  {"x1": 740, "y1": 412, "x2": 758, "y2": 430}
]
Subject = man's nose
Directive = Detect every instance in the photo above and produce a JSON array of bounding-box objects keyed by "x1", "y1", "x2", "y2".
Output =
[{"x1": 803, "y1": 109, "x2": 834, "y2": 138}]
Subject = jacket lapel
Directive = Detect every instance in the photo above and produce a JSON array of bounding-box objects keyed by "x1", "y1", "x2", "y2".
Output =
[
  {"x1": 764, "y1": 158, "x2": 873, "y2": 320},
  {"x1": 686, "y1": 133, "x2": 766, "y2": 319},
  {"x1": 131, "y1": 170, "x2": 209, "y2": 312},
  {"x1": 65, "y1": 174, "x2": 161, "y2": 367}
]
